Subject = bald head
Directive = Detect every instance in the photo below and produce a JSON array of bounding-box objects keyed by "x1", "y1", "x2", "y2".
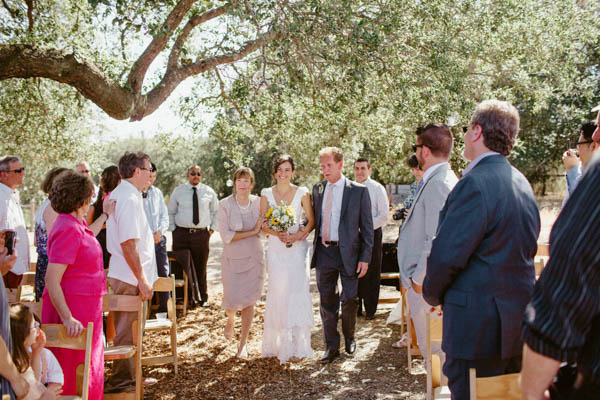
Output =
[{"x1": 75, "y1": 162, "x2": 91, "y2": 177}]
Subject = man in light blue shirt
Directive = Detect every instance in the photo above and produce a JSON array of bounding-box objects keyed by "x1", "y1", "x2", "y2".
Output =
[{"x1": 143, "y1": 163, "x2": 170, "y2": 312}]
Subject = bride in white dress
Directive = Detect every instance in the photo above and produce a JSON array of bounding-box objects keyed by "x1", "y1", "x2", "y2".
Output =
[{"x1": 260, "y1": 155, "x2": 315, "y2": 363}]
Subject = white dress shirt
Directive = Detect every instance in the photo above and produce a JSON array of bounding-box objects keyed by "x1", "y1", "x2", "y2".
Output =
[
  {"x1": 362, "y1": 178, "x2": 389, "y2": 230},
  {"x1": 106, "y1": 180, "x2": 157, "y2": 287},
  {"x1": 168, "y1": 182, "x2": 219, "y2": 231},
  {"x1": 321, "y1": 176, "x2": 345, "y2": 242},
  {"x1": 0, "y1": 183, "x2": 29, "y2": 275},
  {"x1": 462, "y1": 152, "x2": 500, "y2": 177}
]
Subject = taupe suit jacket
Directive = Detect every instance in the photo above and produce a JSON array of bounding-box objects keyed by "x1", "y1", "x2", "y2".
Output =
[{"x1": 397, "y1": 163, "x2": 458, "y2": 288}]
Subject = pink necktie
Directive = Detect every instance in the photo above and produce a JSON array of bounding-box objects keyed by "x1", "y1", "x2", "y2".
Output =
[{"x1": 321, "y1": 185, "x2": 333, "y2": 246}]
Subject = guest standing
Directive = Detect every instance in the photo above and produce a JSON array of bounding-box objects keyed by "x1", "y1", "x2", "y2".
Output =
[
  {"x1": 74, "y1": 161, "x2": 99, "y2": 203},
  {"x1": 34, "y1": 167, "x2": 68, "y2": 301},
  {"x1": 42, "y1": 170, "x2": 113, "y2": 399},
  {"x1": 0, "y1": 156, "x2": 29, "y2": 289},
  {"x1": 354, "y1": 157, "x2": 389, "y2": 320},
  {"x1": 168, "y1": 165, "x2": 218, "y2": 307},
  {"x1": 218, "y1": 167, "x2": 264, "y2": 358},
  {"x1": 87, "y1": 166, "x2": 121, "y2": 268}
]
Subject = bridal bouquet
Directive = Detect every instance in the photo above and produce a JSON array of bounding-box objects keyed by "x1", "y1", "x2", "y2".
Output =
[{"x1": 265, "y1": 201, "x2": 297, "y2": 248}]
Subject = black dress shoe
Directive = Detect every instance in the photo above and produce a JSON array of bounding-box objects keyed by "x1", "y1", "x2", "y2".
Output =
[
  {"x1": 200, "y1": 301, "x2": 211, "y2": 308},
  {"x1": 320, "y1": 349, "x2": 340, "y2": 364},
  {"x1": 365, "y1": 314, "x2": 375, "y2": 320},
  {"x1": 345, "y1": 339, "x2": 356, "y2": 354}
]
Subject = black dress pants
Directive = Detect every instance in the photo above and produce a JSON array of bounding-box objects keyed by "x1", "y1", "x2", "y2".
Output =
[
  {"x1": 172, "y1": 227, "x2": 210, "y2": 303},
  {"x1": 358, "y1": 227, "x2": 383, "y2": 316}
]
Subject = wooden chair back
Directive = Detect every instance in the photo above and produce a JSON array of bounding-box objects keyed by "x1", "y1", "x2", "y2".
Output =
[
  {"x1": 15, "y1": 272, "x2": 36, "y2": 302},
  {"x1": 42, "y1": 322, "x2": 93, "y2": 400},
  {"x1": 469, "y1": 369, "x2": 521, "y2": 400},
  {"x1": 426, "y1": 310, "x2": 446, "y2": 400}
]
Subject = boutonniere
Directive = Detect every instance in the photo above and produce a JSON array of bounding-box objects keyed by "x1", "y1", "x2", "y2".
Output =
[{"x1": 318, "y1": 183, "x2": 324, "y2": 195}]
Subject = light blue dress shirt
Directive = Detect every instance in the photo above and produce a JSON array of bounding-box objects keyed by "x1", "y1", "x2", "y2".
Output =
[{"x1": 143, "y1": 185, "x2": 169, "y2": 235}]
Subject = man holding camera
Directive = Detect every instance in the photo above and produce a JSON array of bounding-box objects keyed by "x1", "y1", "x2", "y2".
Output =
[
  {"x1": 397, "y1": 124, "x2": 457, "y2": 357},
  {"x1": 0, "y1": 156, "x2": 29, "y2": 289}
]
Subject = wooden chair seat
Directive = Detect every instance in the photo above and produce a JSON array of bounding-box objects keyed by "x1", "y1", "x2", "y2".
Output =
[
  {"x1": 145, "y1": 318, "x2": 172, "y2": 331},
  {"x1": 19, "y1": 293, "x2": 35, "y2": 302},
  {"x1": 469, "y1": 369, "x2": 521, "y2": 399},
  {"x1": 378, "y1": 272, "x2": 401, "y2": 304},
  {"x1": 104, "y1": 345, "x2": 136, "y2": 360},
  {"x1": 175, "y1": 279, "x2": 185, "y2": 287},
  {"x1": 59, "y1": 396, "x2": 82, "y2": 400}
]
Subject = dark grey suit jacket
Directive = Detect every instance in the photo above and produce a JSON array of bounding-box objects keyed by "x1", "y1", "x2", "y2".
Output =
[
  {"x1": 423, "y1": 155, "x2": 540, "y2": 360},
  {"x1": 310, "y1": 179, "x2": 374, "y2": 276}
]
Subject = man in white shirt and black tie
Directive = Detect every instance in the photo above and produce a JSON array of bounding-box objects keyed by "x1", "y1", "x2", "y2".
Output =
[
  {"x1": 353, "y1": 157, "x2": 389, "y2": 320},
  {"x1": 168, "y1": 166, "x2": 218, "y2": 307}
]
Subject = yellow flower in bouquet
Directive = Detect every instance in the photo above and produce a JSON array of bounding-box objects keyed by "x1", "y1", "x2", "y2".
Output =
[{"x1": 266, "y1": 201, "x2": 297, "y2": 247}]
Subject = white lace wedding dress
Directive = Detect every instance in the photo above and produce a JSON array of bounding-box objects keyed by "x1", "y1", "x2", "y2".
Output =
[{"x1": 261, "y1": 186, "x2": 314, "y2": 363}]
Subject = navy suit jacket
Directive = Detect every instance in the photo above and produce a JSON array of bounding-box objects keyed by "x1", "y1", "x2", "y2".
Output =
[
  {"x1": 423, "y1": 155, "x2": 540, "y2": 360},
  {"x1": 310, "y1": 179, "x2": 374, "y2": 276}
]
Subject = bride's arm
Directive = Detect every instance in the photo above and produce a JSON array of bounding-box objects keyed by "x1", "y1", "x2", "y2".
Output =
[
  {"x1": 259, "y1": 195, "x2": 281, "y2": 236},
  {"x1": 290, "y1": 192, "x2": 315, "y2": 242}
]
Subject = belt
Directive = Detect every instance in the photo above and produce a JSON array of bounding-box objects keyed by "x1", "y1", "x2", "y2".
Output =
[
  {"x1": 324, "y1": 241, "x2": 339, "y2": 247},
  {"x1": 177, "y1": 226, "x2": 209, "y2": 233}
]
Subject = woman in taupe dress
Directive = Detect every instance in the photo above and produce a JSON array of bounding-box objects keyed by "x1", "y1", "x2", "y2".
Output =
[{"x1": 218, "y1": 167, "x2": 265, "y2": 358}]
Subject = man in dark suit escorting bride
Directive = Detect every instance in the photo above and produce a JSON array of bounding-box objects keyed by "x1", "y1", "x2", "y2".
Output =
[{"x1": 310, "y1": 147, "x2": 374, "y2": 363}]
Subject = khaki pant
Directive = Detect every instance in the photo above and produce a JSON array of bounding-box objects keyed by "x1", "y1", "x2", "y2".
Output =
[{"x1": 105, "y1": 278, "x2": 146, "y2": 392}]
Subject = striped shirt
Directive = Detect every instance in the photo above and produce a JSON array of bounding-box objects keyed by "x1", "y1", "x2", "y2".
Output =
[{"x1": 522, "y1": 151, "x2": 600, "y2": 383}]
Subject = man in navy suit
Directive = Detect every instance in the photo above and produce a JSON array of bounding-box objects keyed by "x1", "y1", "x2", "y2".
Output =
[
  {"x1": 310, "y1": 147, "x2": 374, "y2": 363},
  {"x1": 423, "y1": 100, "x2": 540, "y2": 399}
]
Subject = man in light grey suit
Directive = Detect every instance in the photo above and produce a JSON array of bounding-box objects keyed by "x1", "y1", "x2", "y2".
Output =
[
  {"x1": 310, "y1": 147, "x2": 374, "y2": 363},
  {"x1": 397, "y1": 123, "x2": 458, "y2": 357}
]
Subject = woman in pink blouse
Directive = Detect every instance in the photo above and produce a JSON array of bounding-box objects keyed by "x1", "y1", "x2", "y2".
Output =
[
  {"x1": 218, "y1": 167, "x2": 265, "y2": 358},
  {"x1": 42, "y1": 170, "x2": 114, "y2": 399}
]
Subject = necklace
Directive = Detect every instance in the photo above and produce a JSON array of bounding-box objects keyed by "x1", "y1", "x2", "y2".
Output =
[{"x1": 235, "y1": 195, "x2": 250, "y2": 210}]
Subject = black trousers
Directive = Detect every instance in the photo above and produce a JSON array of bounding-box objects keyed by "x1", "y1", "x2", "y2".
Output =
[
  {"x1": 315, "y1": 241, "x2": 358, "y2": 351},
  {"x1": 172, "y1": 227, "x2": 210, "y2": 303},
  {"x1": 155, "y1": 236, "x2": 170, "y2": 311},
  {"x1": 358, "y1": 227, "x2": 383, "y2": 316},
  {"x1": 444, "y1": 354, "x2": 522, "y2": 399}
]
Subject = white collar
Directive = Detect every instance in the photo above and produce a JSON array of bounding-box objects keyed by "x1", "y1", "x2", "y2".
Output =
[
  {"x1": 0, "y1": 182, "x2": 16, "y2": 194},
  {"x1": 327, "y1": 175, "x2": 345, "y2": 188},
  {"x1": 422, "y1": 162, "x2": 448, "y2": 184},
  {"x1": 462, "y1": 152, "x2": 500, "y2": 177}
]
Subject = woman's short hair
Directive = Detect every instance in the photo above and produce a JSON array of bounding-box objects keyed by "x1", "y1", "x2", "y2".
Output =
[
  {"x1": 232, "y1": 167, "x2": 255, "y2": 193},
  {"x1": 118, "y1": 152, "x2": 150, "y2": 179},
  {"x1": 9, "y1": 304, "x2": 33, "y2": 374},
  {"x1": 49, "y1": 170, "x2": 95, "y2": 214},
  {"x1": 40, "y1": 167, "x2": 69, "y2": 194},
  {"x1": 470, "y1": 100, "x2": 520, "y2": 156},
  {"x1": 272, "y1": 155, "x2": 295, "y2": 175},
  {"x1": 406, "y1": 154, "x2": 419, "y2": 169}
]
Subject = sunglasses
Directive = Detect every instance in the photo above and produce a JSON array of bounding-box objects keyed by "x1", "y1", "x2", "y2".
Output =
[
  {"x1": 189, "y1": 172, "x2": 201, "y2": 176},
  {"x1": 576, "y1": 140, "x2": 595, "y2": 146},
  {"x1": 412, "y1": 144, "x2": 425, "y2": 152},
  {"x1": 7, "y1": 167, "x2": 25, "y2": 174}
]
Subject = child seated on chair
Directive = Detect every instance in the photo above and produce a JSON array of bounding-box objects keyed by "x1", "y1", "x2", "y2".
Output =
[{"x1": 9, "y1": 304, "x2": 62, "y2": 400}]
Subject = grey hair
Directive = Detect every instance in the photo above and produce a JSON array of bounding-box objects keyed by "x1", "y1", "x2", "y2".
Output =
[{"x1": 0, "y1": 156, "x2": 21, "y2": 172}]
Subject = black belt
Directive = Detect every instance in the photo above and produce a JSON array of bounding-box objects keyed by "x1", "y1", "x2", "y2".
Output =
[
  {"x1": 177, "y1": 226, "x2": 209, "y2": 233},
  {"x1": 324, "y1": 241, "x2": 339, "y2": 247}
]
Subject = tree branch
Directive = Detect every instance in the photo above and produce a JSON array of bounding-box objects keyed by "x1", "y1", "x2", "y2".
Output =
[
  {"x1": 126, "y1": 0, "x2": 197, "y2": 93},
  {"x1": 25, "y1": 0, "x2": 34, "y2": 31},
  {"x1": 1, "y1": 0, "x2": 16, "y2": 19}
]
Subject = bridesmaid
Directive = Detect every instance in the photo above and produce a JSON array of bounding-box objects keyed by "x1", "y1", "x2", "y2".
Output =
[{"x1": 217, "y1": 167, "x2": 265, "y2": 358}]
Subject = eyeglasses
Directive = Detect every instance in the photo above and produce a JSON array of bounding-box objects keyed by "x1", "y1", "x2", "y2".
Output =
[
  {"x1": 576, "y1": 140, "x2": 595, "y2": 146},
  {"x1": 6, "y1": 167, "x2": 25, "y2": 174},
  {"x1": 412, "y1": 144, "x2": 425, "y2": 152},
  {"x1": 30, "y1": 321, "x2": 40, "y2": 332},
  {"x1": 189, "y1": 172, "x2": 201, "y2": 177},
  {"x1": 139, "y1": 167, "x2": 153, "y2": 172}
]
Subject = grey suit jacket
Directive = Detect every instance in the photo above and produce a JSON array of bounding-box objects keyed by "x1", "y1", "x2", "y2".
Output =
[
  {"x1": 423, "y1": 155, "x2": 540, "y2": 360},
  {"x1": 310, "y1": 179, "x2": 374, "y2": 276},
  {"x1": 397, "y1": 163, "x2": 458, "y2": 288}
]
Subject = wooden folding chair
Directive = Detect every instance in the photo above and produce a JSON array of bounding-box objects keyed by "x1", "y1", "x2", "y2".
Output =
[
  {"x1": 535, "y1": 243, "x2": 550, "y2": 277},
  {"x1": 42, "y1": 322, "x2": 93, "y2": 400},
  {"x1": 3, "y1": 394, "x2": 11, "y2": 400},
  {"x1": 425, "y1": 310, "x2": 450, "y2": 399},
  {"x1": 168, "y1": 255, "x2": 188, "y2": 317},
  {"x1": 103, "y1": 294, "x2": 144, "y2": 400},
  {"x1": 405, "y1": 302, "x2": 421, "y2": 374},
  {"x1": 379, "y1": 272, "x2": 401, "y2": 304},
  {"x1": 142, "y1": 275, "x2": 178, "y2": 373},
  {"x1": 469, "y1": 368, "x2": 521, "y2": 399},
  {"x1": 15, "y1": 271, "x2": 36, "y2": 302}
]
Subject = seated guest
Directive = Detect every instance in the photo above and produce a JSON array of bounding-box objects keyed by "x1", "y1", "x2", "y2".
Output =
[
  {"x1": 562, "y1": 121, "x2": 597, "y2": 199},
  {"x1": 87, "y1": 166, "x2": 121, "y2": 268},
  {"x1": 1, "y1": 229, "x2": 30, "y2": 399},
  {"x1": 34, "y1": 167, "x2": 68, "y2": 301},
  {"x1": 42, "y1": 170, "x2": 113, "y2": 399},
  {"x1": 9, "y1": 304, "x2": 62, "y2": 400}
]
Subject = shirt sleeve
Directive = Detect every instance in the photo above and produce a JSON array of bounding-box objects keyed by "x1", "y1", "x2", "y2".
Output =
[
  {"x1": 43, "y1": 349, "x2": 64, "y2": 385},
  {"x1": 116, "y1": 196, "x2": 142, "y2": 244},
  {"x1": 566, "y1": 164, "x2": 582, "y2": 195},
  {"x1": 209, "y1": 189, "x2": 219, "y2": 231},
  {"x1": 157, "y1": 189, "x2": 169, "y2": 235},
  {"x1": 167, "y1": 187, "x2": 179, "y2": 231},
  {"x1": 47, "y1": 223, "x2": 82, "y2": 265},
  {"x1": 217, "y1": 200, "x2": 234, "y2": 244},
  {"x1": 372, "y1": 183, "x2": 390, "y2": 230}
]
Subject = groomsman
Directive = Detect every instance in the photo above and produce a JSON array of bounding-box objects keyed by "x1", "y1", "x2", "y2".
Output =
[
  {"x1": 311, "y1": 147, "x2": 374, "y2": 363},
  {"x1": 423, "y1": 100, "x2": 540, "y2": 399},
  {"x1": 353, "y1": 157, "x2": 389, "y2": 320},
  {"x1": 397, "y1": 124, "x2": 458, "y2": 358},
  {"x1": 168, "y1": 165, "x2": 218, "y2": 307}
]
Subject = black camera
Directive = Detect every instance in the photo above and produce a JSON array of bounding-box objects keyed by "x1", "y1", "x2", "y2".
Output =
[{"x1": 393, "y1": 208, "x2": 407, "y2": 221}]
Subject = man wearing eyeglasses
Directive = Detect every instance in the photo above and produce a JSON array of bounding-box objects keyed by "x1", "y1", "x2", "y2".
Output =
[
  {"x1": 168, "y1": 166, "x2": 218, "y2": 308},
  {"x1": 562, "y1": 121, "x2": 598, "y2": 198},
  {"x1": 0, "y1": 156, "x2": 30, "y2": 289},
  {"x1": 74, "y1": 161, "x2": 99, "y2": 203}
]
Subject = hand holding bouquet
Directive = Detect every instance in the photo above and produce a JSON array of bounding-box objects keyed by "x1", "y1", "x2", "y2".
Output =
[{"x1": 265, "y1": 201, "x2": 297, "y2": 248}]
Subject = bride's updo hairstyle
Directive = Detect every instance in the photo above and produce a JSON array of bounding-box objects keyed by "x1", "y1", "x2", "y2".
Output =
[
  {"x1": 232, "y1": 166, "x2": 255, "y2": 193},
  {"x1": 272, "y1": 154, "x2": 295, "y2": 176}
]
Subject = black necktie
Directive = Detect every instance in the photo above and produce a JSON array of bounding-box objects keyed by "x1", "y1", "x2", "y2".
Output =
[{"x1": 192, "y1": 187, "x2": 199, "y2": 225}]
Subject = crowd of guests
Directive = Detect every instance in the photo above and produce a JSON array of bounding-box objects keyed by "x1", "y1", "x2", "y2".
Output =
[{"x1": 0, "y1": 98, "x2": 599, "y2": 399}]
